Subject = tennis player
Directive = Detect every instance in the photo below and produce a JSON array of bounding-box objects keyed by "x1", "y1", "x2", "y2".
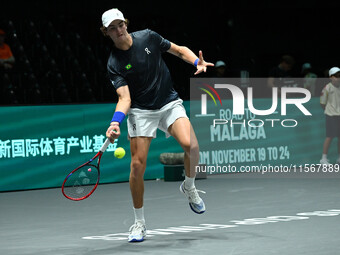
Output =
[{"x1": 101, "y1": 8, "x2": 213, "y2": 242}]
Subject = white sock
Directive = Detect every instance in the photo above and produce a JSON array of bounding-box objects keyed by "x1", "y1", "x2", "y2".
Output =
[
  {"x1": 133, "y1": 207, "x2": 145, "y2": 224},
  {"x1": 322, "y1": 154, "x2": 327, "y2": 160},
  {"x1": 184, "y1": 176, "x2": 195, "y2": 189}
]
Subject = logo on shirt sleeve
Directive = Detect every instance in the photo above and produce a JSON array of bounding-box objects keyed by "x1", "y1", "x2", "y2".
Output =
[{"x1": 125, "y1": 64, "x2": 132, "y2": 70}]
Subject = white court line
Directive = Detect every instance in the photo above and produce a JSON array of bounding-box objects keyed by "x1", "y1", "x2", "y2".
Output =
[{"x1": 82, "y1": 209, "x2": 340, "y2": 241}]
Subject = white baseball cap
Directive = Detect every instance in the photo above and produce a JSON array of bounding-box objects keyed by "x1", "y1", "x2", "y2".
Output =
[
  {"x1": 102, "y1": 8, "x2": 125, "y2": 28},
  {"x1": 329, "y1": 67, "x2": 340, "y2": 77}
]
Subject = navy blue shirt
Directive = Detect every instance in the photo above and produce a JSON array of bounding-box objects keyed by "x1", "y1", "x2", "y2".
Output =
[{"x1": 107, "y1": 29, "x2": 179, "y2": 110}]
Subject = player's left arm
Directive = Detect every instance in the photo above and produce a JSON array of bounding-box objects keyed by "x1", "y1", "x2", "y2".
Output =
[{"x1": 167, "y1": 42, "x2": 214, "y2": 75}]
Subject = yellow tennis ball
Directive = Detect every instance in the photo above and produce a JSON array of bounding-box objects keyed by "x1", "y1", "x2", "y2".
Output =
[{"x1": 114, "y1": 147, "x2": 125, "y2": 159}]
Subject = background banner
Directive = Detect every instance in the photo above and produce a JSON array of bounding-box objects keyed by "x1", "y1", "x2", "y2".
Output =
[
  {"x1": 0, "y1": 103, "x2": 183, "y2": 191},
  {"x1": 0, "y1": 90, "x2": 337, "y2": 191}
]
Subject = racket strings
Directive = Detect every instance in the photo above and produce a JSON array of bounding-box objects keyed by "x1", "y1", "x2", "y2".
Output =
[{"x1": 63, "y1": 165, "x2": 99, "y2": 199}]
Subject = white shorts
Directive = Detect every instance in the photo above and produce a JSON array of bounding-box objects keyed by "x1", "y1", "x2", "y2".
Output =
[{"x1": 127, "y1": 99, "x2": 188, "y2": 138}]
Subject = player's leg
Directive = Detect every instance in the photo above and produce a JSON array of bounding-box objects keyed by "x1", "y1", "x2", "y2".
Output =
[
  {"x1": 127, "y1": 107, "x2": 159, "y2": 242},
  {"x1": 128, "y1": 136, "x2": 152, "y2": 242},
  {"x1": 168, "y1": 117, "x2": 206, "y2": 214},
  {"x1": 167, "y1": 117, "x2": 199, "y2": 178},
  {"x1": 129, "y1": 136, "x2": 152, "y2": 209}
]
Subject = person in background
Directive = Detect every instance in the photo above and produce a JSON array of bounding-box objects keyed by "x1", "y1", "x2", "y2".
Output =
[
  {"x1": 301, "y1": 62, "x2": 317, "y2": 96},
  {"x1": 0, "y1": 29, "x2": 15, "y2": 71},
  {"x1": 267, "y1": 55, "x2": 296, "y2": 97},
  {"x1": 319, "y1": 67, "x2": 340, "y2": 165},
  {"x1": 214, "y1": 60, "x2": 227, "y2": 77}
]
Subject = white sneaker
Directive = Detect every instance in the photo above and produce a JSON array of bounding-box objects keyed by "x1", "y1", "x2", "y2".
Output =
[
  {"x1": 180, "y1": 181, "x2": 206, "y2": 214},
  {"x1": 320, "y1": 158, "x2": 332, "y2": 165},
  {"x1": 128, "y1": 221, "x2": 146, "y2": 242}
]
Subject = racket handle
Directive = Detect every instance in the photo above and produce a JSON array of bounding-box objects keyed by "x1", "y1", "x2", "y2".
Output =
[{"x1": 100, "y1": 138, "x2": 111, "y2": 152}]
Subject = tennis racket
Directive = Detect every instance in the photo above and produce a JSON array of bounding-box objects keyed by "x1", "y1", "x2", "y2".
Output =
[{"x1": 62, "y1": 138, "x2": 111, "y2": 201}]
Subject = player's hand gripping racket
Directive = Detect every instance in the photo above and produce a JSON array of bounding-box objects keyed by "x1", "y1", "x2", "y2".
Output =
[{"x1": 62, "y1": 138, "x2": 111, "y2": 201}]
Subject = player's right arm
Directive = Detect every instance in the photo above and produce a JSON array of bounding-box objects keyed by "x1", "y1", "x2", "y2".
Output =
[{"x1": 106, "y1": 85, "x2": 131, "y2": 142}]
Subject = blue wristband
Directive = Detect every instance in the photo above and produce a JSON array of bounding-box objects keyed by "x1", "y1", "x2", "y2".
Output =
[
  {"x1": 194, "y1": 58, "x2": 199, "y2": 67},
  {"x1": 111, "y1": 111, "x2": 126, "y2": 124}
]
